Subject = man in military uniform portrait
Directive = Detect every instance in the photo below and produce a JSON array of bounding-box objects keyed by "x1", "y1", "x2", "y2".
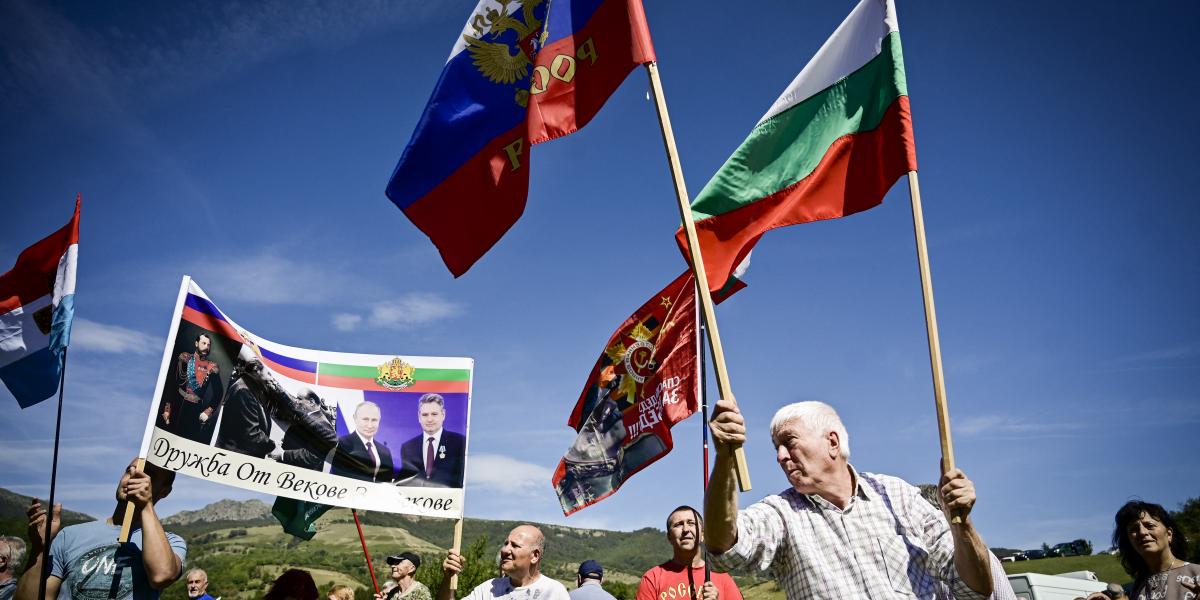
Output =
[{"x1": 158, "y1": 332, "x2": 225, "y2": 444}]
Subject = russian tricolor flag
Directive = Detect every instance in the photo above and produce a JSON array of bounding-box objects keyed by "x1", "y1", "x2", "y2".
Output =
[
  {"x1": 386, "y1": 0, "x2": 654, "y2": 277},
  {"x1": 0, "y1": 197, "x2": 80, "y2": 408}
]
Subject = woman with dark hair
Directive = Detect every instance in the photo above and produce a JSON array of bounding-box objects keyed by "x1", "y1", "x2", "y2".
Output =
[
  {"x1": 265, "y1": 569, "x2": 319, "y2": 600},
  {"x1": 1112, "y1": 500, "x2": 1199, "y2": 599}
]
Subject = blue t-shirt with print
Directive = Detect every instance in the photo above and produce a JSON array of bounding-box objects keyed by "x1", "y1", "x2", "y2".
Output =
[{"x1": 50, "y1": 520, "x2": 187, "y2": 600}]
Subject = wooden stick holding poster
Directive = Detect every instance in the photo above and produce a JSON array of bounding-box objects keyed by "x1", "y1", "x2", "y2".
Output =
[
  {"x1": 448, "y1": 363, "x2": 474, "y2": 592},
  {"x1": 449, "y1": 518, "x2": 464, "y2": 591},
  {"x1": 119, "y1": 275, "x2": 192, "y2": 542},
  {"x1": 644, "y1": 61, "x2": 751, "y2": 492},
  {"x1": 905, "y1": 171, "x2": 961, "y2": 524}
]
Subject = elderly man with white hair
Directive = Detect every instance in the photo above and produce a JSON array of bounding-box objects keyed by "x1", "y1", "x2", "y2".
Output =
[
  {"x1": 0, "y1": 536, "x2": 26, "y2": 600},
  {"x1": 185, "y1": 568, "x2": 214, "y2": 600},
  {"x1": 705, "y1": 400, "x2": 1015, "y2": 600}
]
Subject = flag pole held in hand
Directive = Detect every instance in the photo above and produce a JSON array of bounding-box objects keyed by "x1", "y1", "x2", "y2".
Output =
[
  {"x1": 645, "y1": 61, "x2": 750, "y2": 492},
  {"x1": 905, "y1": 171, "x2": 960, "y2": 525}
]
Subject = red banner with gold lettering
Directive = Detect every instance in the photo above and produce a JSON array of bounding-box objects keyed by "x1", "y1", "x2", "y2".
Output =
[{"x1": 552, "y1": 271, "x2": 698, "y2": 515}]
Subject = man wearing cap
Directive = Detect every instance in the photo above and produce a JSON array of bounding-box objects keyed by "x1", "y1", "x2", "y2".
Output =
[
  {"x1": 571, "y1": 561, "x2": 616, "y2": 600},
  {"x1": 638, "y1": 506, "x2": 740, "y2": 600},
  {"x1": 378, "y1": 552, "x2": 430, "y2": 600}
]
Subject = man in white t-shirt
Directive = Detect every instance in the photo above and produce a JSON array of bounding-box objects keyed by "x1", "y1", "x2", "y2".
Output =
[{"x1": 438, "y1": 525, "x2": 569, "y2": 600}]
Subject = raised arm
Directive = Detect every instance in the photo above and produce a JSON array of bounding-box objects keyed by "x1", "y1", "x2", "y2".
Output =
[
  {"x1": 123, "y1": 467, "x2": 182, "y2": 589},
  {"x1": 438, "y1": 550, "x2": 464, "y2": 600},
  {"x1": 939, "y1": 467, "x2": 994, "y2": 598},
  {"x1": 15, "y1": 500, "x2": 61, "y2": 600},
  {"x1": 704, "y1": 398, "x2": 745, "y2": 554}
]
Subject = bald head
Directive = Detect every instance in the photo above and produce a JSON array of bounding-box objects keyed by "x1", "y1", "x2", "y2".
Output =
[
  {"x1": 513, "y1": 525, "x2": 544, "y2": 550},
  {"x1": 499, "y1": 525, "x2": 545, "y2": 582}
]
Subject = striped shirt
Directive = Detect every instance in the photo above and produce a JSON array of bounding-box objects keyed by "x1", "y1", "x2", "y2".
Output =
[{"x1": 709, "y1": 468, "x2": 1015, "y2": 600}]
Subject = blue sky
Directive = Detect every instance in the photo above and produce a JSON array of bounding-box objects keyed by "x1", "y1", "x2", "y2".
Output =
[{"x1": 2, "y1": 0, "x2": 1198, "y2": 555}]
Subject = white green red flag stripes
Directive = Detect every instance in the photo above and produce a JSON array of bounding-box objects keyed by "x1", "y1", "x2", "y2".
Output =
[{"x1": 677, "y1": 0, "x2": 917, "y2": 292}]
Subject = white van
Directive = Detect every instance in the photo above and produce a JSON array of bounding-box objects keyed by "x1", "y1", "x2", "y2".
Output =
[{"x1": 1007, "y1": 572, "x2": 1107, "y2": 600}]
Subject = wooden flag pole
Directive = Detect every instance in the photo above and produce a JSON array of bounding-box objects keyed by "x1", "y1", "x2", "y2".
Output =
[
  {"x1": 449, "y1": 518, "x2": 464, "y2": 591},
  {"x1": 905, "y1": 171, "x2": 961, "y2": 524},
  {"x1": 645, "y1": 61, "x2": 750, "y2": 492},
  {"x1": 698, "y1": 291, "x2": 710, "y2": 491}
]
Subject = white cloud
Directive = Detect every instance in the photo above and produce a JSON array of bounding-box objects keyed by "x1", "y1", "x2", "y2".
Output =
[
  {"x1": 331, "y1": 313, "x2": 363, "y2": 332},
  {"x1": 70, "y1": 318, "x2": 162, "y2": 355},
  {"x1": 954, "y1": 414, "x2": 1086, "y2": 438},
  {"x1": 371, "y1": 294, "x2": 464, "y2": 327},
  {"x1": 335, "y1": 294, "x2": 466, "y2": 330},
  {"x1": 1108, "y1": 343, "x2": 1199, "y2": 367},
  {"x1": 0, "y1": 438, "x2": 129, "y2": 471},
  {"x1": 188, "y1": 251, "x2": 370, "y2": 306},
  {"x1": 466, "y1": 454, "x2": 554, "y2": 498}
]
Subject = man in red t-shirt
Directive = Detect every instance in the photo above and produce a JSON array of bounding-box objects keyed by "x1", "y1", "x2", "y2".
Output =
[{"x1": 637, "y1": 506, "x2": 743, "y2": 600}]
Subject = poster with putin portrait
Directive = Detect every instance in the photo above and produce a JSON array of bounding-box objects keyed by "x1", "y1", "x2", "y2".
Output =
[{"x1": 137, "y1": 277, "x2": 474, "y2": 519}]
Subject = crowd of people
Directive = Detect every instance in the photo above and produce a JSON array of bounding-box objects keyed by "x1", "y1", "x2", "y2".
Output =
[{"x1": 4, "y1": 400, "x2": 1194, "y2": 600}]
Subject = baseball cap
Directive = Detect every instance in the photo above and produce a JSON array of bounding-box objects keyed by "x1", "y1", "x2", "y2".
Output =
[
  {"x1": 578, "y1": 560, "x2": 603, "y2": 579},
  {"x1": 386, "y1": 552, "x2": 422, "y2": 569}
]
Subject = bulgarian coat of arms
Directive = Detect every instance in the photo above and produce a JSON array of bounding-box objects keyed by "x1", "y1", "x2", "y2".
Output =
[{"x1": 376, "y1": 357, "x2": 416, "y2": 390}]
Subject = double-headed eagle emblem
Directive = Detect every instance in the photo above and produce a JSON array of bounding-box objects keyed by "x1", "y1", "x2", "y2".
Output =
[{"x1": 462, "y1": 0, "x2": 546, "y2": 87}]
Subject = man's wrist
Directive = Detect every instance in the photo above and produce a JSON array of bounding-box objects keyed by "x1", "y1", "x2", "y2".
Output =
[
  {"x1": 137, "y1": 502, "x2": 157, "y2": 521},
  {"x1": 947, "y1": 515, "x2": 975, "y2": 535}
]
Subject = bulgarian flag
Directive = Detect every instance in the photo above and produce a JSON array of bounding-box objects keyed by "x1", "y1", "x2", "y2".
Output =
[{"x1": 678, "y1": 0, "x2": 917, "y2": 292}]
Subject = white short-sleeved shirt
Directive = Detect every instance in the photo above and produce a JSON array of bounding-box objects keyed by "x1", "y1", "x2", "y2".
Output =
[
  {"x1": 464, "y1": 575, "x2": 571, "y2": 600},
  {"x1": 709, "y1": 468, "x2": 1014, "y2": 600}
]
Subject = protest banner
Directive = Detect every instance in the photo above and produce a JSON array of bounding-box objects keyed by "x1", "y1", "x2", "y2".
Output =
[{"x1": 137, "y1": 277, "x2": 474, "y2": 519}]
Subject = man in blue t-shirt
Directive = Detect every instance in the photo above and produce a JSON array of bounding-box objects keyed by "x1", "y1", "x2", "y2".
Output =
[
  {"x1": 185, "y1": 568, "x2": 214, "y2": 600},
  {"x1": 16, "y1": 459, "x2": 187, "y2": 600}
]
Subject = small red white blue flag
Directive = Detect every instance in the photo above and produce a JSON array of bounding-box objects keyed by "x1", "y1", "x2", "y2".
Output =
[
  {"x1": 0, "y1": 196, "x2": 80, "y2": 408},
  {"x1": 386, "y1": 0, "x2": 655, "y2": 277}
]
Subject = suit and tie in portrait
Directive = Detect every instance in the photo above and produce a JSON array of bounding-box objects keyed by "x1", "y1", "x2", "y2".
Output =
[
  {"x1": 330, "y1": 400, "x2": 395, "y2": 483},
  {"x1": 396, "y1": 393, "x2": 466, "y2": 488}
]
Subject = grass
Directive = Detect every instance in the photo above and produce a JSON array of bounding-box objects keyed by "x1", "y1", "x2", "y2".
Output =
[
  {"x1": 740, "y1": 581, "x2": 786, "y2": 600},
  {"x1": 1002, "y1": 554, "x2": 1130, "y2": 586}
]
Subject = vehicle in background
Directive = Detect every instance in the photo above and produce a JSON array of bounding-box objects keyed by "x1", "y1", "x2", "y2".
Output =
[
  {"x1": 1025, "y1": 549, "x2": 1047, "y2": 560},
  {"x1": 1048, "y1": 541, "x2": 1090, "y2": 557},
  {"x1": 1008, "y1": 572, "x2": 1106, "y2": 600}
]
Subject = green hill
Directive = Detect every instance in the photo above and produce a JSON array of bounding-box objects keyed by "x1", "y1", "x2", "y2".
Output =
[
  {"x1": 162, "y1": 505, "x2": 682, "y2": 600},
  {"x1": 1002, "y1": 554, "x2": 1130, "y2": 586},
  {"x1": 0, "y1": 486, "x2": 96, "y2": 549}
]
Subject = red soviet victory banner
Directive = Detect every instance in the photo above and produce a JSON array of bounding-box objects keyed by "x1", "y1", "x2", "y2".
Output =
[{"x1": 552, "y1": 271, "x2": 699, "y2": 515}]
